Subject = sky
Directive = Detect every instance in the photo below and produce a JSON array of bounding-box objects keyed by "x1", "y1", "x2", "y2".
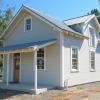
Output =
[{"x1": 0, "y1": 0, "x2": 100, "y2": 20}]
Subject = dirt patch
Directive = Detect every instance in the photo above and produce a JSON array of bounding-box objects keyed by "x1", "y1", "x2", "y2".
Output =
[
  {"x1": 88, "y1": 88, "x2": 100, "y2": 93},
  {"x1": 52, "y1": 90, "x2": 83, "y2": 100},
  {"x1": 0, "y1": 81, "x2": 100, "y2": 100}
]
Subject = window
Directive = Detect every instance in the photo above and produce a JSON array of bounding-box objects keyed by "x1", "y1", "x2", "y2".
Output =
[
  {"x1": 37, "y1": 48, "x2": 45, "y2": 69},
  {"x1": 71, "y1": 47, "x2": 79, "y2": 72},
  {"x1": 25, "y1": 17, "x2": 32, "y2": 31},
  {"x1": 89, "y1": 28, "x2": 95, "y2": 47},
  {"x1": 90, "y1": 51, "x2": 95, "y2": 71},
  {"x1": 98, "y1": 32, "x2": 100, "y2": 40}
]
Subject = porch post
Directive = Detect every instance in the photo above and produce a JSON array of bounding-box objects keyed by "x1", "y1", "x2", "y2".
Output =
[
  {"x1": 6, "y1": 54, "x2": 10, "y2": 86},
  {"x1": 34, "y1": 50, "x2": 37, "y2": 94}
]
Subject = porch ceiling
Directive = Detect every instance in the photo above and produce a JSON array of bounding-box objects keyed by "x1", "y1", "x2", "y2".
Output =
[{"x1": 0, "y1": 39, "x2": 56, "y2": 54}]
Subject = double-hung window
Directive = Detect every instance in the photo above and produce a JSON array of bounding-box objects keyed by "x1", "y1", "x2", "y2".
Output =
[
  {"x1": 37, "y1": 48, "x2": 45, "y2": 70},
  {"x1": 71, "y1": 47, "x2": 79, "y2": 72},
  {"x1": 98, "y1": 32, "x2": 100, "y2": 40},
  {"x1": 89, "y1": 28, "x2": 95, "y2": 47},
  {"x1": 25, "y1": 17, "x2": 32, "y2": 31},
  {"x1": 90, "y1": 51, "x2": 95, "y2": 72}
]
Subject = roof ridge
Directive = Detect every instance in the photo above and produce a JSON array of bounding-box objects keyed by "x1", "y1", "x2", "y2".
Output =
[
  {"x1": 63, "y1": 14, "x2": 94, "y2": 22},
  {"x1": 23, "y1": 5, "x2": 62, "y2": 22}
]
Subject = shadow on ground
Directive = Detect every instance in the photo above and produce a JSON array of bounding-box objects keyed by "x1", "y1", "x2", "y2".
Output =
[{"x1": 0, "y1": 89, "x2": 29, "y2": 100}]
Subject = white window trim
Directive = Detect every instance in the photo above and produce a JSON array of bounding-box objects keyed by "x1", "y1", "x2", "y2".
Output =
[
  {"x1": 70, "y1": 46, "x2": 79, "y2": 72},
  {"x1": 88, "y1": 26, "x2": 96, "y2": 47},
  {"x1": 98, "y1": 32, "x2": 100, "y2": 40},
  {"x1": 37, "y1": 48, "x2": 46, "y2": 71},
  {"x1": 24, "y1": 16, "x2": 32, "y2": 32},
  {"x1": 89, "y1": 50, "x2": 95, "y2": 72}
]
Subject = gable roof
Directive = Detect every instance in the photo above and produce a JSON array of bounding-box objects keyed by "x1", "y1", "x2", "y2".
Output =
[
  {"x1": 64, "y1": 15, "x2": 94, "y2": 25},
  {"x1": 64, "y1": 14, "x2": 100, "y2": 30},
  {"x1": 0, "y1": 5, "x2": 87, "y2": 39},
  {"x1": 0, "y1": 39, "x2": 56, "y2": 52},
  {"x1": 64, "y1": 14, "x2": 100, "y2": 32}
]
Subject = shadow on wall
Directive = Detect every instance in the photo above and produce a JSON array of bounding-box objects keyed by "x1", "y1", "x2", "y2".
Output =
[
  {"x1": 63, "y1": 35, "x2": 84, "y2": 50},
  {"x1": 96, "y1": 46, "x2": 100, "y2": 54}
]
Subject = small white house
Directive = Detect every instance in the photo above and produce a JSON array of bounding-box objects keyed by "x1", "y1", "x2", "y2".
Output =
[{"x1": 0, "y1": 5, "x2": 100, "y2": 94}]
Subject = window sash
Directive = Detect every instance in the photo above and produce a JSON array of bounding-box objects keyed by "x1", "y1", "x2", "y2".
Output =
[
  {"x1": 71, "y1": 48, "x2": 78, "y2": 71},
  {"x1": 37, "y1": 48, "x2": 45, "y2": 69},
  {"x1": 89, "y1": 28, "x2": 95, "y2": 47},
  {"x1": 98, "y1": 32, "x2": 100, "y2": 39},
  {"x1": 90, "y1": 51, "x2": 95, "y2": 71},
  {"x1": 25, "y1": 18, "x2": 32, "y2": 31}
]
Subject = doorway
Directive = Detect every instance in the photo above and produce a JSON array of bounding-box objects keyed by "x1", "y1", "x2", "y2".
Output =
[{"x1": 13, "y1": 53, "x2": 20, "y2": 83}]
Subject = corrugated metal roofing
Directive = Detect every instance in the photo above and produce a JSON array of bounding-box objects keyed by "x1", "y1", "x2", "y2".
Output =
[
  {"x1": 1, "y1": 5, "x2": 85, "y2": 39},
  {"x1": 0, "y1": 39, "x2": 56, "y2": 51},
  {"x1": 64, "y1": 15, "x2": 94, "y2": 25},
  {"x1": 25, "y1": 6, "x2": 83, "y2": 36}
]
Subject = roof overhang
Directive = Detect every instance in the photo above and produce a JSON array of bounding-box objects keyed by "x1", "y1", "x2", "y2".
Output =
[
  {"x1": 0, "y1": 39, "x2": 56, "y2": 54},
  {"x1": 62, "y1": 30, "x2": 88, "y2": 39},
  {"x1": 64, "y1": 14, "x2": 100, "y2": 32}
]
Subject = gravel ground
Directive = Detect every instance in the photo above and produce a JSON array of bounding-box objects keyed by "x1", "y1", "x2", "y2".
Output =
[{"x1": 0, "y1": 81, "x2": 100, "y2": 100}]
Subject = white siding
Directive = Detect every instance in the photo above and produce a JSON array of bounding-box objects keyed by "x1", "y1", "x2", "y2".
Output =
[
  {"x1": 64, "y1": 21, "x2": 100, "y2": 86},
  {"x1": 4, "y1": 12, "x2": 58, "y2": 46},
  {"x1": 3, "y1": 11, "x2": 61, "y2": 87},
  {"x1": 18, "y1": 44, "x2": 60, "y2": 86}
]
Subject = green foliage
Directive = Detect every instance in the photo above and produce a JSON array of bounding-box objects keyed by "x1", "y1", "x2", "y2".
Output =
[
  {"x1": 88, "y1": 8, "x2": 100, "y2": 16},
  {"x1": 0, "y1": 6, "x2": 14, "y2": 34},
  {"x1": 0, "y1": 6, "x2": 14, "y2": 78}
]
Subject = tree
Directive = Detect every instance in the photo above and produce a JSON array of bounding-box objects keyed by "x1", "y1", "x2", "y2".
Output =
[
  {"x1": 0, "y1": 6, "x2": 14, "y2": 34},
  {"x1": 88, "y1": 8, "x2": 100, "y2": 16},
  {"x1": 0, "y1": 6, "x2": 14, "y2": 78}
]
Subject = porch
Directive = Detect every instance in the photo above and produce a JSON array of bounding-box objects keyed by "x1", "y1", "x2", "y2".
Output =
[
  {"x1": 0, "y1": 82, "x2": 52, "y2": 94},
  {"x1": 0, "y1": 39, "x2": 57, "y2": 94}
]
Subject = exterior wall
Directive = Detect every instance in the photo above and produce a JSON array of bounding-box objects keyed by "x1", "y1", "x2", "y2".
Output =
[
  {"x1": 64, "y1": 21, "x2": 100, "y2": 86},
  {"x1": 20, "y1": 43, "x2": 60, "y2": 86},
  {"x1": 4, "y1": 11, "x2": 58, "y2": 46},
  {"x1": 37, "y1": 44, "x2": 60, "y2": 86},
  {"x1": 3, "y1": 11, "x2": 61, "y2": 87},
  {"x1": 3, "y1": 43, "x2": 60, "y2": 87},
  {"x1": 20, "y1": 52, "x2": 34, "y2": 84}
]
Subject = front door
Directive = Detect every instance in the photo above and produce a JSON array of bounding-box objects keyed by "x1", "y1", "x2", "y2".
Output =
[{"x1": 13, "y1": 53, "x2": 20, "y2": 83}]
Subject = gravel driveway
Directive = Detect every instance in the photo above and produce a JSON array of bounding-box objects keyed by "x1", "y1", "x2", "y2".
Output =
[{"x1": 0, "y1": 81, "x2": 100, "y2": 100}]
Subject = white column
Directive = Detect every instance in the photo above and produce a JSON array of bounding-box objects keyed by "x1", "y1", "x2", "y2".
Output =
[
  {"x1": 6, "y1": 54, "x2": 10, "y2": 86},
  {"x1": 60, "y1": 32, "x2": 65, "y2": 88},
  {"x1": 34, "y1": 50, "x2": 37, "y2": 94}
]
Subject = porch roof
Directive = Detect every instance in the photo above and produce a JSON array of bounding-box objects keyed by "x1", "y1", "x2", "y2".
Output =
[{"x1": 0, "y1": 39, "x2": 56, "y2": 54}]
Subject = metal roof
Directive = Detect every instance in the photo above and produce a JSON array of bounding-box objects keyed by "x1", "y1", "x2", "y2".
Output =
[
  {"x1": 24, "y1": 5, "x2": 84, "y2": 37},
  {"x1": 1, "y1": 5, "x2": 85, "y2": 39},
  {"x1": 0, "y1": 39, "x2": 56, "y2": 51},
  {"x1": 64, "y1": 15, "x2": 95, "y2": 25}
]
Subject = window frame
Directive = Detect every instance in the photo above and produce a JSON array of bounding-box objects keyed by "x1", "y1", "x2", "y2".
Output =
[
  {"x1": 88, "y1": 27, "x2": 95, "y2": 47},
  {"x1": 37, "y1": 48, "x2": 46, "y2": 70},
  {"x1": 98, "y1": 32, "x2": 100, "y2": 40},
  {"x1": 24, "y1": 16, "x2": 32, "y2": 32},
  {"x1": 89, "y1": 50, "x2": 95, "y2": 72},
  {"x1": 70, "y1": 46, "x2": 79, "y2": 72}
]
